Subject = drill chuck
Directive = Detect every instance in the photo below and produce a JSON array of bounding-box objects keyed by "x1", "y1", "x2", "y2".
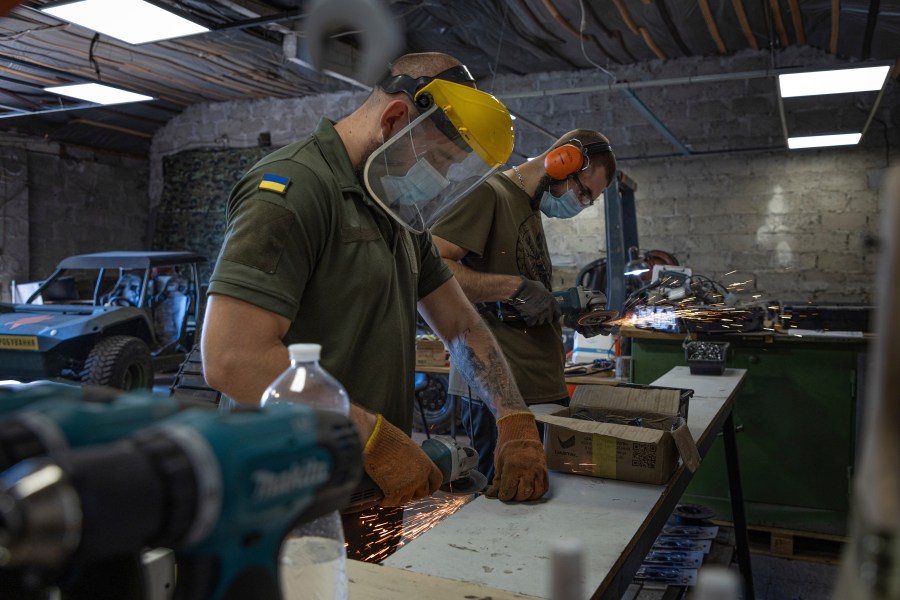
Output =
[
  {"x1": 0, "y1": 428, "x2": 202, "y2": 569},
  {"x1": 0, "y1": 457, "x2": 81, "y2": 568}
]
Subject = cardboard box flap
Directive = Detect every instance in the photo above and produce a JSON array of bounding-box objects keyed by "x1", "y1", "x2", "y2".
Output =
[
  {"x1": 536, "y1": 413, "x2": 665, "y2": 444},
  {"x1": 671, "y1": 420, "x2": 700, "y2": 473},
  {"x1": 571, "y1": 385, "x2": 681, "y2": 417}
]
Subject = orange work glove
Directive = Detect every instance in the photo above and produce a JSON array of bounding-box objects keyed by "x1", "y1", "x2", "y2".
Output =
[
  {"x1": 363, "y1": 414, "x2": 443, "y2": 507},
  {"x1": 486, "y1": 412, "x2": 549, "y2": 502}
]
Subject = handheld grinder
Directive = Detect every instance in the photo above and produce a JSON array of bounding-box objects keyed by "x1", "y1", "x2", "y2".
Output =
[
  {"x1": 489, "y1": 285, "x2": 618, "y2": 336},
  {"x1": 343, "y1": 434, "x2": 487, "y2": 512}
]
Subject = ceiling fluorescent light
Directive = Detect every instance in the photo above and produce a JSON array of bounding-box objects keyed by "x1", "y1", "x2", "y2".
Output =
[
  {"x1": 779, "y1": 66, "x2": 890, "y2": 98},
  {"x1": 45, "y1": 83, "x2": 154, "y2": 105},
  {"x1": 41, "y1": 0, "x2": 209, "y2": 45},
  {"x1": 787, "y1": 133, "x2": 862, "y2": 150}
]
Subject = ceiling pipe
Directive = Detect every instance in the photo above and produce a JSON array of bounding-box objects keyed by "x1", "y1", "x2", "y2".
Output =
[
  {"x1": 508, "y1": 109, "x2": 557, "y2": 141},
  {"x1": 618, "y1": 88, "x2": 691, "y2": 155},
  {"x1": 496, "y1": 69, "x2": 773, "y2": 99},
  {"x1": 68, "y1": 118, "x2": 153, "y2": 138},
  {"x1": 0, "y1": 101, "x2": 107, "y2": 120}
]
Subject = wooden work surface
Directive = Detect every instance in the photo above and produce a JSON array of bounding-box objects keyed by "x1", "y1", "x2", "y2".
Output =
[
  {"x1": 348, "y1": 561, "x2": 541, "y2": 599},
  {"x1": 361, "y1": 367, "x2": 748, "y2": 599}
]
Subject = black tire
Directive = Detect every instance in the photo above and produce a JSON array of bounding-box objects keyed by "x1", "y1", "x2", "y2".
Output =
[
  {"x1": 81, "y1": 336, "x2": 153, "y2": 390},
  {"x1": 412, "y1": 373, "x2": 457, "y2": 434}
]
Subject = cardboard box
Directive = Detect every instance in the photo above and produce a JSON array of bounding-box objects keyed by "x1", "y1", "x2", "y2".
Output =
[
  {"x1": 415, "y1": 338, "x2": 449, "y2": 369},
  {"x1": 536, "y1": 385, "x2": 700, "y2": 485}
]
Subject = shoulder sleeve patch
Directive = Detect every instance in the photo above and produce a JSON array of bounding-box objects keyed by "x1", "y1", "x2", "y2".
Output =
[
  {"x1": 222, "y1": 200, "x2": 294, "y2": 274},
  {"x1": 258, "y1": 174, "x2": 290, "y2": 194}
]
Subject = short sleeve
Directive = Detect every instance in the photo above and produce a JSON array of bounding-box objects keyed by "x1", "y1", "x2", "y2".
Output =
[
  {"x1": 208, "y1": 162, "x2": 331, "y2": 320},
  {"x1": 415, "y1": 228, "x2": 453, "y2": 300}
]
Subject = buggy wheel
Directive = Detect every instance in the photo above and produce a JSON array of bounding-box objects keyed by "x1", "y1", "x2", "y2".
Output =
[{"x1": 81, "y1": 336, "x2": 153, "y2": 390}]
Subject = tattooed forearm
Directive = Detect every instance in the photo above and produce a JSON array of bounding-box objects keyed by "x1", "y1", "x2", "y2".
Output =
[{"x1": 446, "y1": 321, "x2": 528, "y2": 417}]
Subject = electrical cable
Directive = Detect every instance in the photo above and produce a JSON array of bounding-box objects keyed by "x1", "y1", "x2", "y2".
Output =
[
  {"x1": 415, "y1": 393, "x2": 431, "y2": 440},
  {"x1": 488, "y1": 0, "x2": 510, "y2": 93},
  {"x1": 88, "y1": 33, "x2": 101, "y2": 81},
  {"x1": 579, "y1": 0, "x2": 635, "y2": 63},
  {"x1": 577, "y1": 0, "x2": 616, "y2": 82}
]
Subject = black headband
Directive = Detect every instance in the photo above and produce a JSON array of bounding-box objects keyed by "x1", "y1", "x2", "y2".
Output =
[
  {"x1": 376, "y1": 64, "x2": 476, "y2": 150},
  {"x1": 376, "y1": 65, "x2": 475, "y2": 103},
  {"x1": 583, "y1": 141, "x2": 613, "y2": 155}
]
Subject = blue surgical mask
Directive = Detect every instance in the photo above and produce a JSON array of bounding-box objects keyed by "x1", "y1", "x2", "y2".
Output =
[
  {"x1": 380, "y1": 158, "x2": 450, "y2": 207},
  {"x1": 539, "y1": 189, "x2": 585, "y2": 218}
]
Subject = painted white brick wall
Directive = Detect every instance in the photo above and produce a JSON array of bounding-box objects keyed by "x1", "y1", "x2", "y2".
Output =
[{"x1": 150, "y1": 47, "x2": 897, "y2": 304}]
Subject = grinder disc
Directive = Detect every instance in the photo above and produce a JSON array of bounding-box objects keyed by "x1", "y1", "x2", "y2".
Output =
[
  {"x1": 575, "y1": 309, "x2": 618, "y2": 328},
  {"x1": 440, "y1": 469, "x2": 488, "y2": 495}
]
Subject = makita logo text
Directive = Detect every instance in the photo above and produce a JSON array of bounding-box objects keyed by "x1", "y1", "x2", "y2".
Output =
[{"x1": 252, "y1": 459, "x2": 329, "y2": 500}]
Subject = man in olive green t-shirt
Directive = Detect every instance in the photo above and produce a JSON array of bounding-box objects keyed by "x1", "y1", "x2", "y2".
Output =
[
  {"x1": 202, "y1": 52, "x2": 551, "y2": 560},
  {"x1": 431, "y1": 129, "x2": 616, "y2": 481}
]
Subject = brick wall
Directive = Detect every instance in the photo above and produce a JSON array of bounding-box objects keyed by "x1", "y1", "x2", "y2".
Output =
[
  {"x1": 0, "y1": 135, "x2": 150, "y2": 296},
  {"x1": 149, "y1": 47, "x2": 898, "y2": 304},
  {"x1": 0, "y1": 145, "x2": 28, "y2": 302}
]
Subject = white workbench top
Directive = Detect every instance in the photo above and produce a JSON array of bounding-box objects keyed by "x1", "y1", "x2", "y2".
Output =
[{"x1": 379, "y1": 367, "x2": 747, "y2": 598}]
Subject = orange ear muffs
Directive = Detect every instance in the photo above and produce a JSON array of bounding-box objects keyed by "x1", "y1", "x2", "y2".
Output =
[{"x1": 544, "y1": 144, "x2": 586, "y2": 180}]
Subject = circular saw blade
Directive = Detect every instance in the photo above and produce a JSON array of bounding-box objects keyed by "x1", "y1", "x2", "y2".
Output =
[
  {"x1": 439, "y1": 469, "x2": 488, "y2": 495},
  {"x1": 575, "y1": 309, "x2": 618, "y2": 328}
]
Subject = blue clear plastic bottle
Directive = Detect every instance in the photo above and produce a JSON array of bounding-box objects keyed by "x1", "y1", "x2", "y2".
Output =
[{"x1": 261, "y1": 343, "x2": 350, "y2": 600}]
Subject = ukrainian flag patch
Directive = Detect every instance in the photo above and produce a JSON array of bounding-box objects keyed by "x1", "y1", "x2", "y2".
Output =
[{"x1": 259, "y1": 174, "x2": 290, "y2": 194}]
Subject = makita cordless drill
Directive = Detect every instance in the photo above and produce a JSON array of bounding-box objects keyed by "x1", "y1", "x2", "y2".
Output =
[
  {"x1": 0, "y1": 383, "x2": 191, "y2": 473},
  {"x1": 0, "y1": 402, "x2": 362, "y2": 600}
]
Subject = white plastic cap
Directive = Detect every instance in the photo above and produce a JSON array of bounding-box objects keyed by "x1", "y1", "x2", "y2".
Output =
[{"x1": 288, "y1": 343, "x2": 321, "y2": 362}]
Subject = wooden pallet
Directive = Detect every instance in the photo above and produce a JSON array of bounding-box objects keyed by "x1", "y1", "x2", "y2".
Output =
[{"x1": 714, "y1": 520, "x2": 847, "y2": 564}]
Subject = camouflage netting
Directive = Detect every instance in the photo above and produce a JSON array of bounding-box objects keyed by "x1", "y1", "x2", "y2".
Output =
[{"x1": 154, "y1": 147, "x2": 270, "y2": 282}]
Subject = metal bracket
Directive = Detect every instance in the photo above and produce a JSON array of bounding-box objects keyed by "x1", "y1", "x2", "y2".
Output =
[{"x1": 604, "y1": 170, "x2": 640, "y2": 316}]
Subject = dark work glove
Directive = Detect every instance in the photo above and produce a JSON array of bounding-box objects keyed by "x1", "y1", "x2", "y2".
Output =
[
  {"x1": 509, "y1": 278, "x2": 561, "y2": 327},
  {"x1": 575, "y1": 324, "x2": 609, "y2": 338}
]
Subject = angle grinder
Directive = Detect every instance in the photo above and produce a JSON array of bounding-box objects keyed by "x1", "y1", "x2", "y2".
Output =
[
  {"x1": 343, "y1": 435, "x2": 487, "y2": 512},
  {"x1": 490, "y1": 285, "x2": 618, "y2": 336}
]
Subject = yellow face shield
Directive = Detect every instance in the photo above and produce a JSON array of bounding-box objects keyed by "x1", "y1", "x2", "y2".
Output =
[
  {"x1": 416, "y1": 78, "x2": 515, "y2": 169},
  {"x1": 363, "y1": 74, "x2": 514, "y2": 234}
]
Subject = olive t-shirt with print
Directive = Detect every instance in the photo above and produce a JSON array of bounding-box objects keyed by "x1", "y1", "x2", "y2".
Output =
[{"x1": 431, "y1": 173, "x2": 566, "y2": 404}]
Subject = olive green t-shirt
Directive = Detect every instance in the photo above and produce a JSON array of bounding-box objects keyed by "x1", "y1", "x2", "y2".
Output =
[
  {"x1": 208, "y1": 119, "x2": 452, "y2": 433},
  {"x1": 431, "y1": 173, "x2": 567, "y2": 404}
]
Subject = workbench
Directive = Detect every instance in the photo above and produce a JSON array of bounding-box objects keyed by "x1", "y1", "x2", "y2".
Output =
[
  {"x1": 349, "y1": 366, "x2": 750, "y2": 599},
  {"x1": 624, "y1": 326, "x2": 868, "y2": 535}
]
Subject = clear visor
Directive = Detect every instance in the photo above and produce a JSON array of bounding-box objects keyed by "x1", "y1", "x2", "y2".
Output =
[{"x1": 363, "y1": 105, "x2": 499, "y2": 234}]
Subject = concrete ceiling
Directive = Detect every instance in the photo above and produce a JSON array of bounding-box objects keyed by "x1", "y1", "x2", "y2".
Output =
[{"x1": 0, "y1": 0, "x2": 898, "y2": 157}]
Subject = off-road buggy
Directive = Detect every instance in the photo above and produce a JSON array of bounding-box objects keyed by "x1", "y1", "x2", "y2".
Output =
[{"x1": 0, "y1": 251, "x2": 206, "y2": 390}]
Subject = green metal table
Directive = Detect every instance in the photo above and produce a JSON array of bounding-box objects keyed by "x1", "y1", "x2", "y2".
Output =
[{"x1": 625, "y1": 327, "x2": 870, "y2": 536}]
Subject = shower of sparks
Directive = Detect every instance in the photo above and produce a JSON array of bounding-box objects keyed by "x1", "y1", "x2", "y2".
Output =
[
  {"x1": 608, "y1": 302, "x2": 762, "y2": 331},
  {"x1": 400, "y1": 494, "x2": 472, "y2": 543},
  {"x1": 355, "y1": 493, "x2": 474, "y2": 564}
]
